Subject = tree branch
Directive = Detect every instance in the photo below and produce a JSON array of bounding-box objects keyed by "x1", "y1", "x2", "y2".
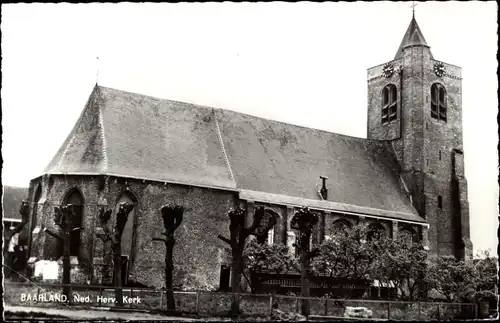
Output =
[
  {"x1": 96, "y1": 232, "x2": 111, "y2": 243},
  {"x1": 218, "y1": 234, "x2": 231, "y2": 245},
  {"x1": 153, "y1": 237, "x2": 167, "y2": 243},
  {"x1": 246, "y1": 206, "x2": 264, "y2": 235},
  {"x1": 43, "y1": 227, "x2": 63, "y2": 241}
]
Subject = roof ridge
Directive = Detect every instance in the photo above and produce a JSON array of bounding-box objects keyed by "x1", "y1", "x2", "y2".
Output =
[
  {"x1": 97, "y1": 85, "x2": 215, "y2": 113},
  {"x1": 212, "y1": 109, "x2": 236, "y2": 186},
  {"x1": 97, "y1": 85, "x2": 374, "y2": 143},
  {"x1": 94, "y1": 86, "x2": 109, "y2": 173},
  {"x1": 98, "y1": 107, "x2": 109, "y2": 173}
]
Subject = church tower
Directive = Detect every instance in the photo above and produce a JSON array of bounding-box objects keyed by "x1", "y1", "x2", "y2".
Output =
[{"x1": 366, "y1": 12, "x2": 473, "y2": 260}]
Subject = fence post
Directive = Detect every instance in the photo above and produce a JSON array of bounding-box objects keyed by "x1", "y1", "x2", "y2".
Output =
[
  {"x1": 474, "y1": 303, "x2": 478, "y2": 319},
  {"x1": 269, "y1": 295, "x2": 274, "y2": 316},
  {"x1": 196, "y1": 292, "x2": 200, "y2": 318},
  {"x1": 387, "y1": 302, "x2": 391, "y2": 320},
  {"x1": 437, "y1": 303, "x2": 441, "y2": 320},
  {"x1": 159, "y1": 290, "x2": 163, "y2": 309},
  {"x1": 417, "y1": 302, "x2": 421, "y2": 321},
  {"x1": 324, "y1": 298, "x2": 328, "y2": 316},
  {"x1": 296, "y1": 297, "x2": 299, "y2": 313}
]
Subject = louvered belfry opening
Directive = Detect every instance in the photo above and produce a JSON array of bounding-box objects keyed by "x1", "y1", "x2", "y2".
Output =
[
  {"x1": 382, "y1": 84, "x2": 398, "y2": 124},
  {"x1": 431, "y1": 83, "x2": 447, "y2": 122}
]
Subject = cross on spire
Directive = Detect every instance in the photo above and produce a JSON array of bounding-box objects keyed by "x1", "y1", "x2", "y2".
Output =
[{"x1": 410, "y1": 1, "x2": 418, "y2": 18}]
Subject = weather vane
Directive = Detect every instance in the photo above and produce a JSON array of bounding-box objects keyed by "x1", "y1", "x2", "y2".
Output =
[{"x1": 410, "y1": 1, "x2": 418, "y2": 17}]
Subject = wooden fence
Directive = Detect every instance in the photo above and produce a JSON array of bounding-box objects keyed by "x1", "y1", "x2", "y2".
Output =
[{"x1": 4, "y1": 281, "x2": 479, "y2": 320}]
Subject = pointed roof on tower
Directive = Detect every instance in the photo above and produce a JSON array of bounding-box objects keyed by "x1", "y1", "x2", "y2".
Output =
[{"x1": 394, "y1": 14, "x2": 433, "y2": 60}]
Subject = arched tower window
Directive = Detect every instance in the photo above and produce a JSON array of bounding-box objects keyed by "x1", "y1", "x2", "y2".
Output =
[
  {"x1": 431, "y1": 83, "x2": 447, "y2": 122},
  {"x1": 382, "y1": 84, "x2": 397, "y2": 124},
  {"x1": 62, "y1": 188, "x2": 84, "y2": 257}
]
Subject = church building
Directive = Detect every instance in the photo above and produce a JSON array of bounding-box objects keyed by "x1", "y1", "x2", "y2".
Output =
[{"x1": 23, "y1": 13, "x2": 472, "y2": 288}]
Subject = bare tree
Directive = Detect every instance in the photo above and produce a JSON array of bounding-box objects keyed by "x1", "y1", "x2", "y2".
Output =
[
  {"x1": 218, "y1": 206, "x2": 278, "y2": 315},
  {"x1": 6, "y1": 201, "x2": 30, "y2": 278},
  {"x1": 153, "y1": 204, "x2": 184, "y2": 311},
  {"x1": 43, "y1": 204, "x2": 83, "y2": 301},
  {"x1": 95, "y1": 202, "x2": 135, "y2": 307},
  {"x1": 290, "y1": 207, "x2": 319, "y2": 317},
  {"x1": 13, "y1": 200, "x2": 30, "y2": 233}
]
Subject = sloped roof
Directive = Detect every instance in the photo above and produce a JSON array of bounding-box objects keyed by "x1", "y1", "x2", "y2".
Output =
[
  {"x1": 394, "y1": 16, "x2": 433, "y2": 60},
  {"x1": 43, "y1": 85, "x2": 423, "y2": 223},
  {"x1": 2, "y1": 186, "x2": 29, "y2": 221},
  {"x1": 45, "y1": 86, "x2": 236, "y2": 190}
]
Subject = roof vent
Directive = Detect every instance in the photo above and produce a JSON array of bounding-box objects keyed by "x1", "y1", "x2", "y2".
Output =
[{"x1": 319, "y1": 176, "x2": 328, "y2": 200}]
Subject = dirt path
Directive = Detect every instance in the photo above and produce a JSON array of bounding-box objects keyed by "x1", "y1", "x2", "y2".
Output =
[{"x1": 5, "y1": 305, "x2": 197, "y2": 321}]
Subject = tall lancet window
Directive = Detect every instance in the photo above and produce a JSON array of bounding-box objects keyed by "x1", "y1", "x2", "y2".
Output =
[
  {"x1": 267, "y1": 227, "x2": 274, "y2": 245},
  {"x1": 382, "y1": 84, "x2": 398, "y2": 124},
  {"x1": 431, "y1": 83, "x2": 447, "y2": 122},
  {"x1": 58, "y1": 188, "x2": 84, "y2": 258}
]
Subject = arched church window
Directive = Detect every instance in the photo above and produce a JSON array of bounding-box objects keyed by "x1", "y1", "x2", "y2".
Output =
[
  {"x1": 62, "y1": 188, "x2": 84, "y2": 257},
  {"x1": 382, "y1": 84, "x2": 397, "y2": 124},
  {"x1": 431, "y1": 83, "x2": 447, "y2": 122},
  {"x1": 115, "y1": 192, "x2": 136, "y2": 259},
  {"x1": 287, "y1": 231, "x2": 296, "y2": 256},
  {"x1": 267, "y1": 227, "x2": 274, "y2": 245},
  {"x1": 399, "y1": 227, "x2": 418, "y2": 247},
  {"x1": 331, "y1": 219, "x2": 352, "y2": 236},
  {"x1": 367, "y1": 223, "x2": 386, "y2": 241}
]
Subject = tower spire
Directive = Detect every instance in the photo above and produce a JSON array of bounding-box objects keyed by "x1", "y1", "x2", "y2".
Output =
[{"x1": 393, "y1": 4, "x2": 433, "y2": 60}]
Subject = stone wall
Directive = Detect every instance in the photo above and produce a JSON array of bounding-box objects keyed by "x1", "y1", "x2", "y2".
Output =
[
  {"x1": 25, "y1": 174, "x2": 237, "y2": 289},
  {"x1": 25, "y1": 173, "x2": 428, "y2": 288}
]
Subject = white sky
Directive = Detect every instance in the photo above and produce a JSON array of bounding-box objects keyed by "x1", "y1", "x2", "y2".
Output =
[{"x1": 1, "y1": 2, "x2": 498, "y2": 255}]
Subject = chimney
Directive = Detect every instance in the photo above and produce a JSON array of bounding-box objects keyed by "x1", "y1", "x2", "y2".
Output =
[{"x1": 319, "y1": 176, "x2": 328, "y2": 200}]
